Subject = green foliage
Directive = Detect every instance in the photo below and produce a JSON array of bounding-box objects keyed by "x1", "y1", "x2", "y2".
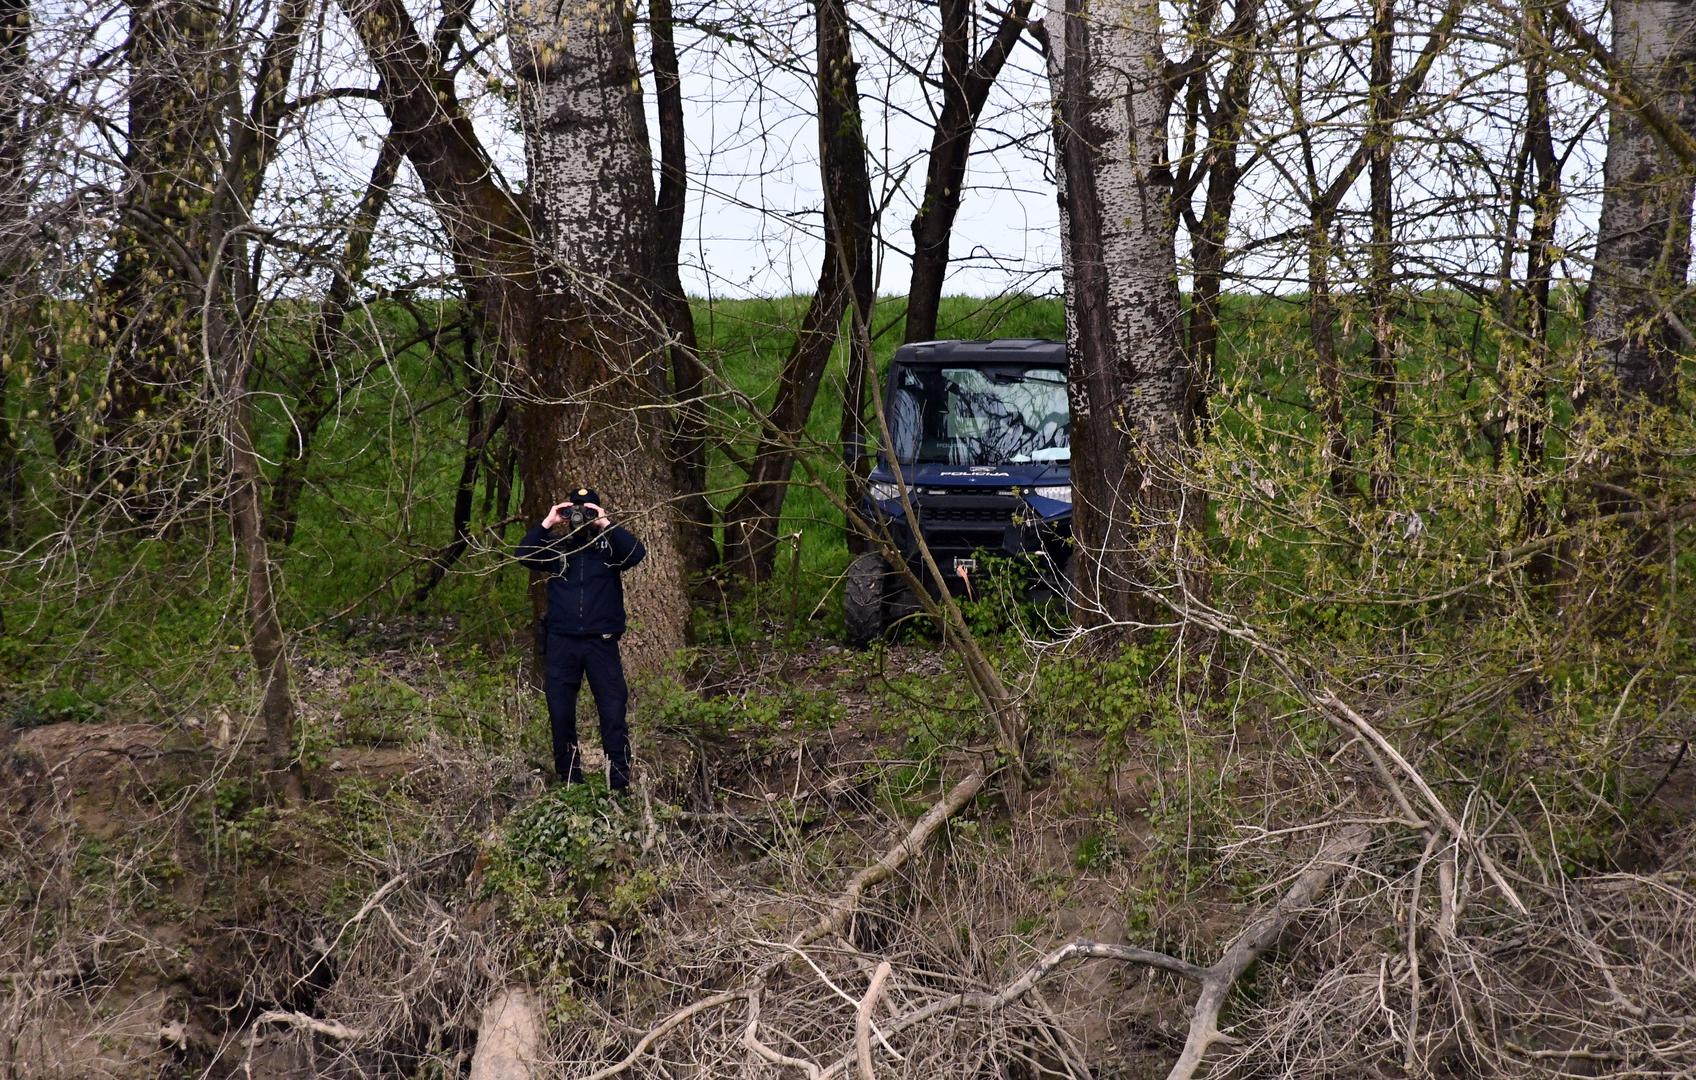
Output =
[
  {"x1": 2, "y1": 685, "x2": 107, "y2": 728},
  {"x1": 955, "y1": 553, "x2": 1055, "y2": 641},
  {"x1": 481, "y1": 779, "x2": 645, "y2": 921},
  {"x1": 1030, "y1": 642, "x2": 1168, "y2": 753},
  {"x1": 647, "y1": 665, "x2": 844, "y2": 743},
  {"x1": 197, "y1": 780, "x2": 276, "y2": 866}
]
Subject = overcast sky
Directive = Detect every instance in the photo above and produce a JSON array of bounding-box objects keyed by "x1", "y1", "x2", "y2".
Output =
[{"x1": 32, "y1": 0, "x2": 1615, "y2": 308}]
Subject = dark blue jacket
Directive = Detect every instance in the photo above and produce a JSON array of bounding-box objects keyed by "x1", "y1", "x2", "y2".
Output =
[{"x1": 515, "y1": 522, "x2": 646, "y2": 636}]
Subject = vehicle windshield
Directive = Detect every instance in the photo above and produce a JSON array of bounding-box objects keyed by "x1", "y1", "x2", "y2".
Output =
[{"x1": 886, "y1": 364, "x2": 1070, "y2": 466}]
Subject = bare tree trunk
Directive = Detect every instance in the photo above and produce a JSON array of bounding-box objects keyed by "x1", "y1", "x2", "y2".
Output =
[
  {"x1": 1281, "y1": 0, "x2": 1462, "y2": 499},
  {"x1": 1309, "y1": 228, "x2": 1353, "y2": 498},
  {"x1": 338, "y1": 0, "x2": 532, "y2": 365},
  {"x1": 0, "y1": 0, "x2": 27, "y2": 544},
  {"x1": 1366, "y1": 0, "x2": 1397, "y2": 504},
  {"x1": 903, "y1": 0, "x2": 1032, "y2": 344},
  {"x1": 722, "y1": 0, "x2": 872, "y2": 582},
  {"x1": 1050, "y1": 0, "x2": 1199, "y2": 632},
  {"x1": 650, "y1": 0, "x2": 716, "y2": 574},
  {"x1": 197, "y1": 0, "x2": 314, "y2": 801},
  {"x1": 508, "y1": 0, "x2": 689, "y2": 672},
  {"x1": 1580, "y1": 0, "x2": 1696, "y2": 412},
  {"x1": 268, "y1": 134, "x2": 402, "y2": 544},
  {"x1": 1178, "y1": 0, "x2": 1258, "y2": 436},
  {"x1": 344, "y1": 0, "x2": 690, "y2": 669},
  {"x1": 1560, "y1": 0, "x2": 1696, "y2": 594},
  {"x1": 412, "y1": 321, "x2": 509, "y2": 607},
  {"x1": 217, "y1": 302, "x2": 303, "y2": 800},
  {"x1": 1510, "y1": 3, "x2": 1559, "y2": 581}
]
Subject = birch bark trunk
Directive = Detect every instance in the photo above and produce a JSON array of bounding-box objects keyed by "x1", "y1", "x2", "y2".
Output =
[
  {"x1": 1581, "y1": 0, "x2": 1696, "y2": 412},
  {"x1": 1049, "y1": 0, "x2": 1199, "y2": 631},
  {"x1": 506, "y1": 0, "x2": 690, "y2": 672},
  {"x1": 1562, "y1": 0, "x2": 1696, "y2": 593}
]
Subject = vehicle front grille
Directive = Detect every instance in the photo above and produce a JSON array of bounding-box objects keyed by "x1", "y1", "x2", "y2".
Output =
[{"x1": 923, "y1": 505, "x2": 1013, "y2": 524}]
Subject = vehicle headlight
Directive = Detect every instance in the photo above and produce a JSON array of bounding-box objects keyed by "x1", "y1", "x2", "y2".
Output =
[
  {"x1": 868, "y1": 481, "x2": 902, "y2": 503},
  {"x1": 1031, "y1": 485, "x2": 1072, "y2": 504}
]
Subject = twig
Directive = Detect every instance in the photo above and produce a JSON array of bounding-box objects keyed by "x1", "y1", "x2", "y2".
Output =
[
  {"x1": 855, "y1": 962, "x2": 891, "y2": 1080},
  {"x1": 744, "y1": 990, "x2": 823, "y2": 1078},
  {"x1": 577, "y1": 991, "x2": 745, "y2": 1080}
]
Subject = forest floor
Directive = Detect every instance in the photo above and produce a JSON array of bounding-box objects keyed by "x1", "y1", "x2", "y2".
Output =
[
  {"x1": 0, "y1": 619, "x2": 1214, "y2": 1079},
  {"x1": 4, "y1": 615, "x2": 1694, "y2": 1078}
]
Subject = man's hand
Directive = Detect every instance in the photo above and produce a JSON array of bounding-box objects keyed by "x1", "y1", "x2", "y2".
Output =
[
  {"x1": 542, "y1": 501, "x2": 574, "y2": 529},
  {"x1": 583, "y1": 502, "x2": 611, "y2": 529}
]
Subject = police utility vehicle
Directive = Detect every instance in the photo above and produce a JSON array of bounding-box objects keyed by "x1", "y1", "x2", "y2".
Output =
[{"x1": 845, "y1": 338, "x2": 1071, "y2": 645}]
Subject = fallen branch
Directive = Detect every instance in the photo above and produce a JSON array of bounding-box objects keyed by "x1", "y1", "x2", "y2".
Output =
[
  {"x1": 578, "y1": 990, "x2": 745, "y2": 1080},
  {"x1": 253, "y1": 1009, "x2": 363, "y2": 1042},
  {"x1": 1314, "y1": 691, "x2": 1525, "y2": 914},
  {"x1": 1163, "y1": 595, "x2": 1526, "y2": 915},
  {"x1": 817, "y1": 941, "x2": 1207, "y2": 1078},
  {"x1": 855, "y1": 962, "x2": 891, "y2": 1080},
  {"x1": 791, "y1": 764, "x2": 988, "y2": 949},
  {"x1": 744, "y1": 990, "x2": 824, "y2": 1078},
  {"x1": 1165, "y1": 823, "x2": 1373, "y2": 1080},
  {"x1": 811, "y1": 827, "x2": 1370, "y2": 1080}
]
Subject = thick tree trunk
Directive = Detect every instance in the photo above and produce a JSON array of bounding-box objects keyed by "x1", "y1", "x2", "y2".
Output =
[
  {"x1": 338, "y1": 0, "x2": 532, "y2": 360},
  {"x1": 650, "y1": 0, "x2": 716, "y2": 573},
  {"x1": 1580, "y1": 0, "x2": 1696, "y2": 412},
  {"x1": 508, "y1": 0, "x2": 688, "y2": 672},
  {"x1": 722, "y1": 0, "x2": 873, "y2": 582},
  {"x1": 1050, "y1": 0, "x2": 1199, "y2": 632},
  {"x1": 1561, "y1": 0, "x2": 1696, "y2": 593},
  {"x1": 904, "y1": 0, "x2": 1031, "y2": 344},
  {"x1": 344, "y1": 0, "x2": 690, "y2": 669},
  {"x1": 97, "y1": 0, "x2": 227, "y2": 499}
]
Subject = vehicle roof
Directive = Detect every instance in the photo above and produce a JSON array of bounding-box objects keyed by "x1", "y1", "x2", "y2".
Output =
[{"x1": 892, "y1": 338, "x2": 1066, "y2": 366}]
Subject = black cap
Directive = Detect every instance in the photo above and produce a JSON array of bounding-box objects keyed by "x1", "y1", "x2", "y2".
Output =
[{"x1": 566, "y1": 486, "x2": 599, "y2": 506}]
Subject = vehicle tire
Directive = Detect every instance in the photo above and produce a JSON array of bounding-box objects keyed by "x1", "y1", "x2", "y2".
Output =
[{"x1": 844, "y1": 552, "x2": 889, "y2": 647}]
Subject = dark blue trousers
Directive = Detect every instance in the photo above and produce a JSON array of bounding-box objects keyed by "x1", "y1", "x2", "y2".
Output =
[{"x1": 543, "y1": 633, "x2": 631, "y2": 789}]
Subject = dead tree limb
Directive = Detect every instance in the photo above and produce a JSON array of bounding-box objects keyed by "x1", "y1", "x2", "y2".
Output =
[
  {"x1": 791, "y1": 765, "x2": 988, "y2": 950},
  {"x1": 855, "y1": 962, "x2": 891, "y2": 1080},
  {"x1": 744, "y1": 990, "x2": 823, "y2": 1078},
  {"x1": 1164, "y1": 823, "x2": 1372, "y2": 1080},
  {"x1": 252, "y1": 1010, "x2": 363, "y2": 1041},
  {"x1": 809, "y1": 826, "x2": 1365, "y2": 1080},
  {"x1": 577, "y1": 990, "x2": 745, "y2": 1080}
]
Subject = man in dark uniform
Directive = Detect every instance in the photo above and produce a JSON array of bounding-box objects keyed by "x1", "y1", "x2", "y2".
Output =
[{"x1": 515, "y1": 487, "x2": 646, "y2": 790}]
